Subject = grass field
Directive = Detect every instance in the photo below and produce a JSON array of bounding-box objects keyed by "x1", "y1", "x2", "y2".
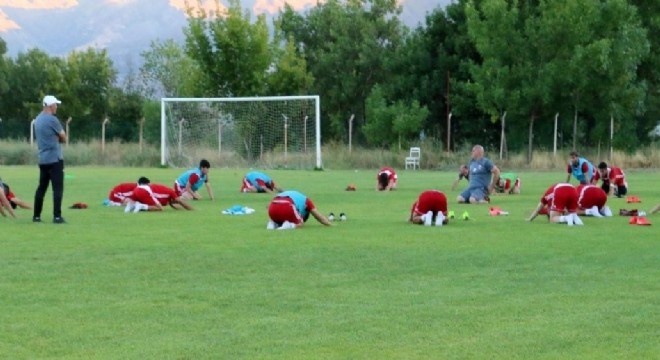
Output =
[{"x1": 1, "y1": 165, "x2": 658, "y2": 359}]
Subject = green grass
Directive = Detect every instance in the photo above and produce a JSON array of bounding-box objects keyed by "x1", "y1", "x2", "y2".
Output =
[{"x1": 0, "y1": 166, "x2": 658, "y2": 359}]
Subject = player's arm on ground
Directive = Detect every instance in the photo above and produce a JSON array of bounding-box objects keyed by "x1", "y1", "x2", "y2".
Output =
[
  {"x1": 527, "y1": 202, "x2": 544, "y2": 222},
  {"x1": 650, "y1": 203, "x2": 660, "y2": 214},
  {"x1": 310, "y1": 208, "x2": 332, "y2": 226},
  {"x1": 0, "y1": 189, "x2": 16, "y2": 218},
  {"x1": 205, "y1": 182, "x2": 214, "y2": 200},
  {"x1": 11, "y1": 197, "x2": 32, "y2": 209}
]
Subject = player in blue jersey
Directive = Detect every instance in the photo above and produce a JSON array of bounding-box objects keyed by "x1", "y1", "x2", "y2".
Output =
[
  {"x1": 174, "y1": 159, "x2": 215, "y2": 200},
  {"x1": 565, "y1": 151, "x2": 595, "y2": 185},
  {"x1": 240, "y1": 171, "x2": 282, "y2": 193},
  {"x1": 267, "y1": 190, "x2": 332, "y2": 229}
]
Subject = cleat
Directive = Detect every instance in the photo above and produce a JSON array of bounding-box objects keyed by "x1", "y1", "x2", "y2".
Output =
[
  {"x1": 435, "y1": 212, "x2": 445, "y2": 227},
  {"x1": 124, "y1": 202, "x2": 135, "y2": 213},
  {"x1": 423, "y1": 211, "x2": 433, "y2": 226},
  {"x1": 53, "y1": 217, "x2": 66, "y2": 224},
  {"x1": 328, "y1": 212, "x2": 335, "y2": 222},
  {"x1": 601, "y1": 206, "x2": 613, "y2": 217},
  {"x1": 339, "y1": 212, "x2": 347, "y2": 221},
  {"x1": 32, "y1": 217, "x2": 42, "y2": 223},
  {"x1": 572, "y1": 213, "x2": 583, "y2": 225},
  {"x1": 266, "y1": 220, "x2": 277, "y2": 230}
]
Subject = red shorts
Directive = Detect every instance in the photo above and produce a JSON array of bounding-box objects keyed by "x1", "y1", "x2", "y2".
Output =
[
  {"x1": 133, "y1": 186, "x2": 164, "y2": 206},
  {"x1": 550, "y1": 186, "x2": 578, "y2": 213},
  {"x1": 412, "y1": 190, "x2": 448, "y2": 216},
  {"x1": 578, "y1": 187, "x2": 607, "y2": 209},
  {"x1": 268, "y1": 197, "x2": 303, "y2": 225}
]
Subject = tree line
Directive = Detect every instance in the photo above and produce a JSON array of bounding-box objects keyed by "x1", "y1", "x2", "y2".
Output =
[{"x1": 0, "y1": 0, "x2": 657, "y2": 160}]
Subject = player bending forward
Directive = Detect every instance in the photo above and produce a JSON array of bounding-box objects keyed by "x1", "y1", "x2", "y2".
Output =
[
  {"x1": 125, "y1": 183, "x2": 193, "y2": 213},
  {"x1": 528, "y1": 183, "x2": 583, "y2": 226},
  {"x1": 267, "y1": 190, "x2": 331, "y2": 230},
  {"x1": 576, "y1": 184, "x2": 613, "y2": 217},
  {"x1": 410, "y1": 190, "x2": 449, "y2": 227}
]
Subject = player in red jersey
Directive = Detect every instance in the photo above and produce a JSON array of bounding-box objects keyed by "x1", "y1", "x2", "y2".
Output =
[
  {"x1": 528, "y1": 183, "x2": 583, "y2": 225},
  {"x1": 576, "y1": 184, "x2": 612, "y2": 217},
  {"x1": 376, "y1": 167, "x2": 398, "y2": 191},
  {"x1": 410, "y1": 190, "x2": 449, "y2": 226},
  {"x1": 126, "y1": 183, "x2": 193, "y2": 212},
  {"x1": 107, "y1": 177, "x2": 151, "y2": 206},
  {"x1": 592, "y1": 162, "x2": 628, "y2": 197}
]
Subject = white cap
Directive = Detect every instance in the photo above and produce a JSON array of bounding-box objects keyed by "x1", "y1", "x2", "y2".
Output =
[{"x1": 43, "y1": 95, "x2": 62, "y2": 106}]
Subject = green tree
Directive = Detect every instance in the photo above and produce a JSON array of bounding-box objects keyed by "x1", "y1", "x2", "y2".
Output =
[
  {"x1": 278, "y1": 0, "x2": 407, "y2": 142},
  {"x1": 184, "y1": 0, "x2": 270, "y2": 97},
  {"x1": 363, "y1": 85, "x2": 428, "y2": 149},
  {"x1": 62, "y1": 48, "x2": 117, "y2": 140},
  {"x1": 140, "y1": 39, "x2": 204, "y2": 98}
]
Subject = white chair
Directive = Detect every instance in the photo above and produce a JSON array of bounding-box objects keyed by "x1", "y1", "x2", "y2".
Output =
[{"x1": 405, "y1": 147, "x2": 421, "y2": 170}]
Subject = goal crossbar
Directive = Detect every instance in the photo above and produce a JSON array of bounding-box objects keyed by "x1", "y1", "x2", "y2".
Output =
[{"x1": 160, "y1": 95, "x2": 322, "y2": 169}]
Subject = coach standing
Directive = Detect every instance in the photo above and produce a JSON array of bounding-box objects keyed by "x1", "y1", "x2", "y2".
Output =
[{"x1": 33, "y1": 95, "x2": 67, "y2": 224}]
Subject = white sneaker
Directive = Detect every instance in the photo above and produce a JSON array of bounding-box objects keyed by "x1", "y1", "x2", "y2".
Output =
[
  {"x1": 572, "y1": 213, "x2": 584, "y2": 225},
  {"x1": 277, "y1": 221, "x2": 296, "y2": 230},
  {"x1": 266, "y1": 220, "x2": 277, "y2": 230},
  {"x1": 564, "y1": 215, "x2": 574, "y2": 226},
  {"x1": 423, "y1": 211, "x2": 433, "y2": 226},
  {"x1": 124, "y1": 201, "x2": 135, "y2": 213},
  {"x1": 133, "y1": 202, "x2": 146, "y2": 213},
  {"x1": 600, "y1": 206, "x2": 613, "y2": 217},
  {"x1": 435, "y1": 212, "x2": 445, "y2": 227},
  {"x1": 589, "y1": 206, "x2": 603, "y2": 217}
]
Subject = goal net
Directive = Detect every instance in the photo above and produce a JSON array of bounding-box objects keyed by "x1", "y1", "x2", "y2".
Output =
[{"x1": 160, "y1": 96, "x2": 321, "y2": 169}]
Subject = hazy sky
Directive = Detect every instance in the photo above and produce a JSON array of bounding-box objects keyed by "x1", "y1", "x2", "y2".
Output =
[{"x1": 0, "y1": 0, "x2": 446, "y2": 31}]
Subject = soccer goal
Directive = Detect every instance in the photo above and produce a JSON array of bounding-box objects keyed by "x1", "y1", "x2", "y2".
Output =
[{"x1": 160, "y1": 96, "x2": 322, "y2": 169}]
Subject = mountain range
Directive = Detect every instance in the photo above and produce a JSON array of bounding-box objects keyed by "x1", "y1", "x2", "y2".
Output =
[{"x1": 0, "y1": 0, "x2": 449, "y2": 78}]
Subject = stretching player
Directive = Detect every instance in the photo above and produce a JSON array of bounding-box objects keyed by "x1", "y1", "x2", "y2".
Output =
[
  {"x1": 576, "y1": 184, "x2": 612, "y2": 217},
  {"x1": 410, "y1": 190, "x2": 449, "y2": 226},
  {"x1": 174, "y1": 159, "x2": 214, "y2": 200},
  {"x1": 241, "y1": 171, "x2": 282, "y2": 193},
  {"x1": 376, "y1": 167, "x2": 398, "y2": 191},
  {"x1": 528, "y1": 183, "x2": 583, "y2": 226},
  {"x1": 267, "y1": 190, "x2": 331, "y2": 229}
]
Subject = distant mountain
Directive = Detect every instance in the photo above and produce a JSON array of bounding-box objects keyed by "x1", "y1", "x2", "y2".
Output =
[{"x1": 0, "y1": 0, "x2": 449, "y2": 78}]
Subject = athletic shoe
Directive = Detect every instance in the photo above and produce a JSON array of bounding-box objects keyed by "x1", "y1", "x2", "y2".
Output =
[
  {"x1": 339, "y1": 213, "x2": 347, "y2": 221},
  {"x1": 133, "y1": 202, "x2": 146, "y2": 213},
  {"x1": 423, "y1": 211, "x2": 433, "y2": 226},
  {"x1": 588, "y1": 206, "x2": 603, "y2": 217},
  {"x1": 565, "y1": 215, "x2": 574, "y2": 226},
  {"x1": 277, "y1": 221, "x2": 296, "y2": 230},
  {"x1": 266, "y1": 220, "x2": 277, "y2": 230},
  {"x1": 124, "y1": 201, "x2": 135, "y2": 213},
  {"x1": 572, "y1": 213, "x2": 583, "y2": 225},
  {"x1": 435, "y1": 212, "x2": 445, "y2": 227},
  {"x1": 600, "y1": 206, "x2": 613, "y2": 217},
  {"x1": 53, "y1": 217, "x2": 66, "y2": 224},
  {"x1": 328, "y1": 212, "x2": 335, "y2": 222},
  {"x1": 32, "y1": 217, "x2": 42, "y2": 223}
]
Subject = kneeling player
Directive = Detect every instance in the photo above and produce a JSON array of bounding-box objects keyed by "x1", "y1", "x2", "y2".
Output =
[
  {"x1": 576, "y1": 184, "x2": 612, "y2": 217},
  {"x1": 528, "y1": 183, "x2": 583, "y2": 226},
  {"x1": 267, "y1": 190, "x2": 331, "y2": 229},
  {"x1": 410, "y1": 190, "x2": 449, "y2": 226},
  {"x1": 126, "y1": 183, "x2": 193, "y2": 212},
  {"x1": 108, "y1": 177, "x2": 150, "y2": 206},
  {"x1": 240, "y1": 171, "x2": 282, "y2": 193}
]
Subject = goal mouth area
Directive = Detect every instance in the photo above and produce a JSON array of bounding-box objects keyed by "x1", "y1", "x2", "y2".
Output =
[{"x1": 160, "y1": 96, "x2": 322, "y2": 169}]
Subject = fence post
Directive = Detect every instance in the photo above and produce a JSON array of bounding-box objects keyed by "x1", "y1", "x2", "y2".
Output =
[{"x1": 101, "y1": 117, "x2": 110, "y2": 154}]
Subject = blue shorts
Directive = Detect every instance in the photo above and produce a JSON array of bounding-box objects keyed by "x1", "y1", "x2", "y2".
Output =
[{"x1": 460, "y1": 187, "x2": 488, "y2": 202}]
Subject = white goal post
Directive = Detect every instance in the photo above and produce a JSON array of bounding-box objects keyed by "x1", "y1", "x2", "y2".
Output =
[{"x1": 160, "y1": 96, "x2": 322, "y2": 169}]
